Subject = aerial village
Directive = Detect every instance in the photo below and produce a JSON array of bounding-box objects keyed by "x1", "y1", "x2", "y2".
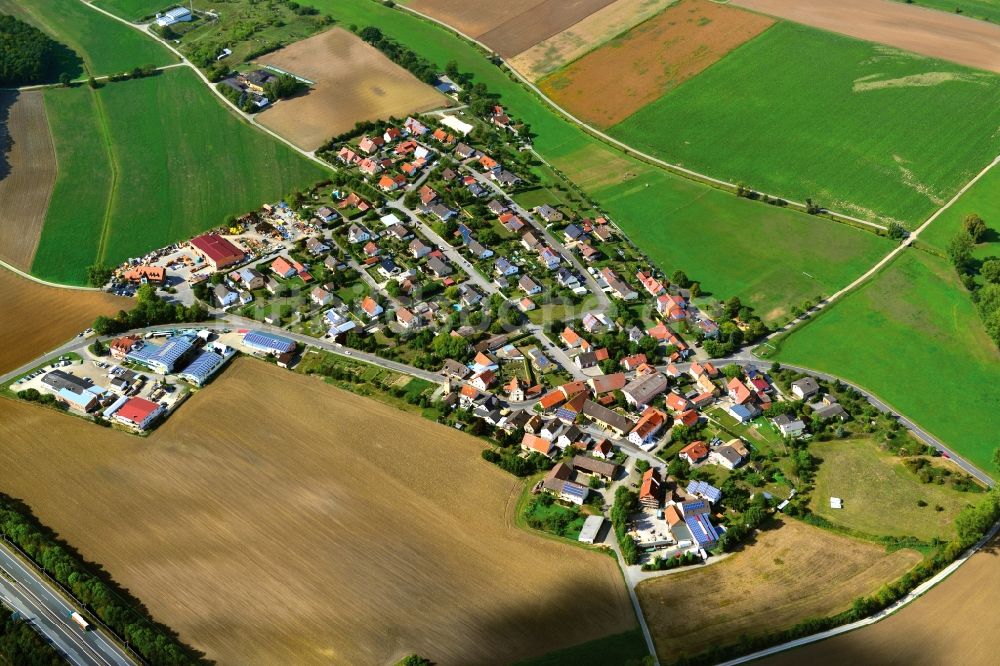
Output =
[{"x1": 9, "y1": 100, "x2": 878, "y2": 569}]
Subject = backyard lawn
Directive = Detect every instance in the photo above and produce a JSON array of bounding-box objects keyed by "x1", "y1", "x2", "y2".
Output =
[
  {"x1": 809, "y1": 439, "x2": 981, "y2": 542},
  {"x1": 770, "y1": 249, "x2": 1000, "y2": 477}
]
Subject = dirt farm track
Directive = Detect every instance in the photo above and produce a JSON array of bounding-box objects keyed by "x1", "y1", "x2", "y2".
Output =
[
  {"x1": 733, "y1": 0, "x2": 1000, "y2": 74},
  {"x1": 257, "y1": 28, "x2": 451, "y2": 151},
  {"x1": 0, "y1": 90, "x2": 56, "y2": 270},
  {"x1": 761, "y1": 533, "x2": 1000, "y2": 666},
  {"x1": 0, "y1": 359, "x2": 635, "y2": 665}
]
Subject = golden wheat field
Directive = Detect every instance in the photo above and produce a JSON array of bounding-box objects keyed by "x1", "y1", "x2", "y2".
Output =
[
  {"x1": 761, "y1": 534, "x2": 1000, "y2": 666},
  {"x1": 637, "y1": 518, "x2": 921, "y2": 662},
  {"x1": 0, "y1": 359, "x2": 635, "y2": 665}
]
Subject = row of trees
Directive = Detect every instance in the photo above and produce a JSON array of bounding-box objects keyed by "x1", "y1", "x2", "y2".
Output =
[
  {"x1": 0, "y1": 15, "x2": 65, "y2": 85},
  {"x1": 0, "y1": 497, "x2": 202, "y2": 664},
  {"x1": 92, "y1": 284, "x2": 208, "y2": 336},
  {"x1": 947, "y1": 213, "x2": 1000, "y2": 347},
  {"x1": 357, "y1": 26, "x2": 437, "y2": 85},
  {"x1": 611, "y1": 486, "x2": 639, "y2": 565}
]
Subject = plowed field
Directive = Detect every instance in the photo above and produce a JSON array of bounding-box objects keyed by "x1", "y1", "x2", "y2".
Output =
[
  {"x1": 257, "y1": 28, "x2": 451, "y2": 150},
  {"x1": 409, "y1": 0, "x2": 618, "y2": 58},
  {"x1": 761, "y1": 533, "x2": 1000, "y2": 666},
  {"x1": 733, "y1": 0, "x2": 1000, "y2": 74},
  {"x1": 0, "y1": 267, "x2": 128, "y2": 374},
  {"x1": 509, "y1": 0, "x2": 679, "y2": 81},
  {"x1": 0, "y1": 91, "x2": 56, "y2": 270},
  {"x1": 0, "y1": 359, "x2": 635, "y2": 665}
]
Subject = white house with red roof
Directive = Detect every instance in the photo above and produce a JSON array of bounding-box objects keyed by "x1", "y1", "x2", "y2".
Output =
[{"x1": 113, "y1": 397, "x2": 164, "y2": 431}]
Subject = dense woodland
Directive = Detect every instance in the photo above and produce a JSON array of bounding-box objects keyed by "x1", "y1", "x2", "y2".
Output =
[
  {"x1": 0, "y1": 16, "x2": 65, "y2": 85},
  {"x1": 0, "y1": 604, "x2": 63, "y2": 666}
]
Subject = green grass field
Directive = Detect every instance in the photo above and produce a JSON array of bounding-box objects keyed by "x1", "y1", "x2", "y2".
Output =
[
  {"x1": 32, "y1": 68, "x2": 326, "y2": 283},
  {"x1": 919, "y1": 162, "x2": 1000, "y2": 259},
  {"x1": 810, "y1": 439, "x2": 979, "y2": 541},
  {"x1": 31, "y1": 87, "x2": 114, "y2": 280},
  {"x1": 608, "y1": 22, "x2": 1000, "y2": 227},
  {"x1": 895, "y1": 0, "x2": 1000, "y2": 23},
  {"x1": 301, "y1": 0, "x2": 891, "y2": 321},
  {"x1": 94, "y1": 0, "x2": 172, "y2": 21},
  {"x1": 769, "y1": 249, "x2": 1000, "y2": 476},
  {"x1": 0, "y1": 0, "x2": 174, "y2": 75}
]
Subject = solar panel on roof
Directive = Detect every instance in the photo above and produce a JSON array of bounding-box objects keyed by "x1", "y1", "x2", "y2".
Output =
[
  {"x1": 127, "y1": 343, "x2": 160, "y2": 362},
  {"x1": 149, "y1": 337, "x2": 193, "y2": 368},
  {"x1": 179, "y1": 350, "x2": 223, "y2": 383},
  {"x1": 243, "y1": 331, "x2": 295, "y2": 353},
  {"x1": 555, "y1": 407, "x2": 576, "y2": 421}
]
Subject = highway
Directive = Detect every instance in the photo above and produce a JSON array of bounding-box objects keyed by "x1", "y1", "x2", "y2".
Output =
[{"x1": 0, "y1": 542, "x2": 134, "y2": 666}]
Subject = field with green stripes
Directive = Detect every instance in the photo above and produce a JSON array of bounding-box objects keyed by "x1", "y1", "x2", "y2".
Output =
[
  {"x1": 608, "y1": 22, "x2": 1000, "y2": 227},
  {"x1": 33, "y1": 67, "x2": 326, "y2": 283},
  {"x1": 0, "y1": 0, "x2": 174, "y2": 76}
]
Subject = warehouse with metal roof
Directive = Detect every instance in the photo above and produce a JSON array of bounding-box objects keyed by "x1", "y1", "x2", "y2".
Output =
[
  {"x1": 177, "y1": 349, "x2": 226, "y2": 386},
  {"x1": 242, "y1": 330, "x2": 296, "y2": 355}
]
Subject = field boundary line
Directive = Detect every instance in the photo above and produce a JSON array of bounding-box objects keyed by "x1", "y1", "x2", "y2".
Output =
[
  {"x1": 0, "y1": 263, "x2": 100, "y2": 291},
  {"x1": 89, "y1": 86, "x2": 119, "y2": 264},
  {"x1": 763, "y1": 153, "x2": 1000, "y2": 342},
  {"x1": 396, "y1": 3, "x2": 888, "y2": 233},
  {"x1": 732, "y1": 357, "x2": 995, "y2": 485},
  {"x1": 77, "y1": 1, "x2": 335, "y2": 175},
  {"x1": 717, "y1": 518, "x2": 1000, "y2": 665}
]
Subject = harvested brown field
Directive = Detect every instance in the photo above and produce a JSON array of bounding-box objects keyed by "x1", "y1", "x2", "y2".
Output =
[
  {"x1": 0, "y1": 267, "x2": 128, "y2": 374},
  {"x1": 0, "y1": 359, "x2": 636, "y2": 665},
  {"x1": 256, "y1": 28, "x2": 451, "y2": 151},
  {"x1": 408, "y1": 0, "x2": 544, "y2": 40},
  {"x1": 510, "y1": 0, "x2": 679, "y2": 81},
  {"x1": 733, "y1": 0, "x2": 1000, "y2": 74},
  {"x1": 477, "y1": 0, "x2": 618, "y2": 59},
  {"x1": 539, "y1": 0, "x2": 775, "y2": 128},
  {"x1": 410, "y1": 0, "x2": 618, "y2": 58},
  {"x1": 0, "y1": 90, "x2": 56, "y2": 270},
  {"x1": 761, "y1": 533, "x2": 1000, "y2": 666},
  {"x1": 637, "y1": 518, "x2": 921, "y2": 662}
]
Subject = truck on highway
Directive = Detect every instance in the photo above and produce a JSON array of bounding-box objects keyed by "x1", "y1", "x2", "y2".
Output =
[{"x1": 69, "y1": 611, "x2": 90, "y2": 631}]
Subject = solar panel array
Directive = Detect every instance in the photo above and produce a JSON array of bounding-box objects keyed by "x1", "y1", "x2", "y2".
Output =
[
  {"x1": 243, "y1": 330, "x2": 296, "y2": 353},
  {"x1": 148, "y1": 337, "x2": 194, "y2": 371},
  {"x1": 686, "y1": 480, "x2": 722, "y2": 503},
  {"x1": 685, "y1": 514, "x2": 720, "y2": 548},
  {"x1": 561, "y1": 482, "x2": 588, "y2": 501},
  {"x1": 126, "y1": 342, "x2": 161, "y2": 363},
  {"x1": 178, "y1": 349, "x2": 223, "y2": 385}
]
